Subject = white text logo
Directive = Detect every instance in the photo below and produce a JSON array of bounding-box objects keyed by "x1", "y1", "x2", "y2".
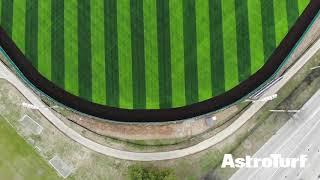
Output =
[{"x1": 221, "y1": 154, "x2": 307, "y2": 168}]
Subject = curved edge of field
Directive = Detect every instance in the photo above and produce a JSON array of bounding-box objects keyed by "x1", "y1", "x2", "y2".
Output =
[{"x1": 0, "y1": 0, "x2": 318, "y2": 122}]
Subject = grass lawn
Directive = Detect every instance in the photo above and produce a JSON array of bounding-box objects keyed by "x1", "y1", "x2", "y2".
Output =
[{"x1": 0, "y1": 116, "x2": 59, "y2": 180}]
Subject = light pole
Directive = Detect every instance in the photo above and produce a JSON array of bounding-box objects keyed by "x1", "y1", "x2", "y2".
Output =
[
  {"x1": 245, "y1": 94, "x2": 278, "y2": 103},
  {"x1": 269, "y1": 109, "x2": 300, "y2": 113},
  {"x1": 269, "y1": 109, "x2": 301, "y2": 120},
  {"x1": 21, "y1": 102, "x2": 58, "y2": 110}
]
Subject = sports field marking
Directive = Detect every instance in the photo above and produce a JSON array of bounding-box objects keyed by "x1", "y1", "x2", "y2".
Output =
[
  {"x1": 222, "y1": 0, "x2": 238, "y2": 90},
  {"x1": 131, "y1": 0, "x2": 146, "y2": 109},
  {"x1": 170, "y1": 0, "x2": 185, "y2": 107},
  {"x1": 2, "y1": 114, "x2": 14, "y2": 128},
  {"x1": 19, "y1": 115, "x2": 43, "y2": 135},
  {"x1": 105, "y1": 0, "x2": 119, "y2": 107},
  {"x1": 0, "y1": 115, "x2": 59, "y2": 179},
  {"x1": 1, "y1": 0, "x2": 13, "y2": 36},
  {"x1": 248, "y1": 0, "x2": 264, "y2": 73},
  {"x1": 209, "y1": 0, "x2": 225, "y2": 95},
  {"x1": 91, "y1": 0, "x2": 106, "y2": 104},
  {"x1": 38, "y1": 0, "x2": 51, "y2": 80},
  {"x1": 183, "y1": 0, "x2": 198, "y2": 104},
  {"x1": 118, "y1": 0, "x2": 133, "y2": 109},
  {"x1": 261, "y1": 0, "x2": 276, "y2": 60},
  {"x1": 157, "y1": 0, "x2": 172, "y2": 108},
  {"x1": 35, "y1": 146, "x2": 42, "y2": 152},
  {"x1": 235, "y1": 0, "x2": 251, "y2": 82},
  {"x1": 78, "y1": 0, "x2": 92, "y2": 101},
  {"x1": 144, "y1": 0, "x2": 159, "y2": 109},
  {"x1": 196, "y1": 0, "x2": 211, "y2": 101},
  {"x1": 298, "y1": 0, "x2": 310, "y2": 15},
  {"x1": 0, "y1": 0, "x2": 2, "y2": 24},
  {"x1": 64, "y1": 0, "x2": 79, "y2": 96},
  {"x1": 286, "y1": 0, "x2": 299, "y2": 29},
  {"x1": 49, "y1": 155, "x2": 73, "y2": 178},
  {"x1": 25, "y1": 0, "x2": 38, "y2": 68},
  {"x1": 12, "y1": 0, "x2": 26, "y2": 53},
  {"x1": 51, "y1": 0, "x2": 65, "y2": 87},
  {"x1": 274, "y1": 0, "x2": 288, "y2": 46}
]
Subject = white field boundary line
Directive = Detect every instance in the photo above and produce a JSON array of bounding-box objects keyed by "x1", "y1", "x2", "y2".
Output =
[
  {"x1": 19, "y1": 114, "x2": 43, "y2": 135},
  {"x1": 0, "y1": 38, "x2": 319, "y2": 161},
  {"x1": 0, "y1": 114, "x2": 14, "y2": 128},
  {"x1": 0, "y1": 114, "x2": 45, "y2": 156},
  {"x1": 49, "y1": 156, "x2": 71, "y2": 179}
]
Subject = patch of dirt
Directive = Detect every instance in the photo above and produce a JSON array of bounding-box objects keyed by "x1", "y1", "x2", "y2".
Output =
[{"x1": 66, "y1": 104, "x2": 240, "y2": 141}]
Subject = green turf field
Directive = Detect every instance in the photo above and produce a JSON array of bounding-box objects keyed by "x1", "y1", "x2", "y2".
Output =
[
  {"x1": 0, "y1": 0, "x2": 310, "y2": 109},
  {"x1": 0, "y1": 116, "x2": 58, "y2": 179}
]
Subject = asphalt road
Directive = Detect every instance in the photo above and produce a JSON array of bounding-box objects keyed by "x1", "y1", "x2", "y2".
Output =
[
  {"x1": 0, "y1": 38, "x2": 319, "y2": 161},
  {"x1": 230, "y1": 88, "x2": 320, "y2": 180}
]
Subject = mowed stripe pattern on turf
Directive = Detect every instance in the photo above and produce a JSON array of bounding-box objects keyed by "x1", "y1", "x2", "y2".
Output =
[{"x1": 1, "y1": 0, "x2": 308, "y2": 109}]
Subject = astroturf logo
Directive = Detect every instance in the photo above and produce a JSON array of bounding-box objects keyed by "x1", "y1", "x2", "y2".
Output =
[{"x1": 221, "y1": 154, "x2": 307, "y2": 168}]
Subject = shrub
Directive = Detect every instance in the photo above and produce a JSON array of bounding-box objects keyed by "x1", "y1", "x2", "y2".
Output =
[{"x1": 128, "y1": 165, "x2": 176, "y2": 180}]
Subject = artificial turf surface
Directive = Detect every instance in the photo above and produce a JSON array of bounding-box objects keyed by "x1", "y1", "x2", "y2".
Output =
[{"x1": 0, "y1": 0, "x2": 311, "y2": 109}]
